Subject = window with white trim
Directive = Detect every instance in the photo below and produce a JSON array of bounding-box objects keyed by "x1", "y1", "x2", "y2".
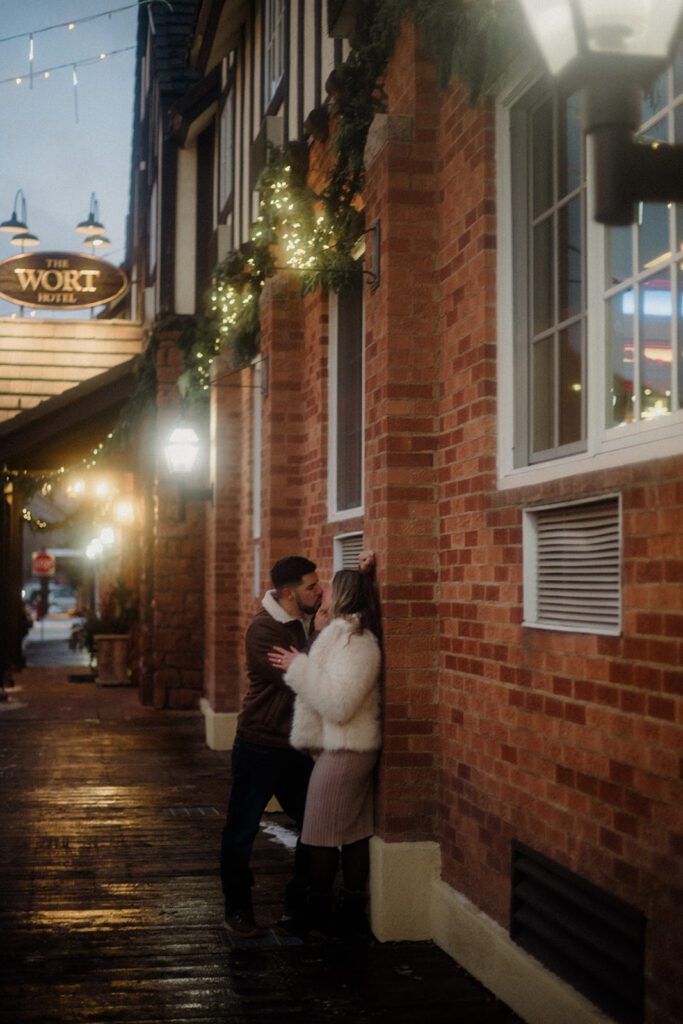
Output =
[
  {"x1": 523, "y1": 496, "x2": 621, "y2": 635},
  {"x1": 219, "y1": 92, "x2": 234, "y2": 215},
  {"x1": 148, "y1": 179, "x2": 158, "y2": 279},
  {"x1": 252, "y1": 361, "x2": 262, "y2": 596},
  {"x1": 605, "y1": 65, "x2": 683, "y2": 426},
  {"x1": 328, "y1": 275, "x2": 364, "y2": 518},
  {"x1": 511, "y1": 84, "x2": 587, "y2": 463},
  {"x1": 263, "y1": 0, "x2": 285, "y2": 109},
  {"x1": 499, "y1": 57, "x2": 683, "y2": 479}
]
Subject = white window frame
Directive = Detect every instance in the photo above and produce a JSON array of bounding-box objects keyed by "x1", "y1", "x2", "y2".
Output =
[
  {"x1": 219, "y1": 91, "x2": 234, "y2": 214},
  {"x1": 327, "y1": 285, "x2": 365, "y2": 522},
  {"x1": 496, "y1": 63, "x2": 683, "y2": 492},
  {"x1": 252, "y1": 360, "x2": 262, "y2": 597},
  {"x1": 252, "y1": 360, "x2": 262, "y2": 541},
  {"x1": 263, "y1": 0, "x2": 285, "y2": 109},
  {"x1": 148, "y1": 179, "x2": 158, "y2": 279}
]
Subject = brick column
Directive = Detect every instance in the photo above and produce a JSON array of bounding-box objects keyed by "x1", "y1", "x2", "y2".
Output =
[
  {"x1": 258, "y1": 274, "x2": 307, "y2": 572},
  {"x1": 362, "y1": 24, "x2": 442, "y2": 939},
  {"x1": 364, "y1": 26, "x2": 442, "y2": 843},
  {"x1": 202, "y1": 353, "x2": 244, "y2": 747},
  {"x1": 148, "y1": 329, "x2": 206, "y2": 710}
]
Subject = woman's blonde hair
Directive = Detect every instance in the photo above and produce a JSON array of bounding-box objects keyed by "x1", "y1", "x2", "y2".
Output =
[{"x1": 330, "y1": 569, "x2": 382, "y2": 641}]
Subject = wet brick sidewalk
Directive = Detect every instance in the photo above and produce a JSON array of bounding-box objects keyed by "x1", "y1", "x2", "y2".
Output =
[{"x1": 0, "y1": 663, "x2": 522, "y2": 1023}]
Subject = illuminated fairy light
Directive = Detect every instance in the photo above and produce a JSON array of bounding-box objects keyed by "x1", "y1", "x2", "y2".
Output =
[
  {"x1": 0, "y1": 45, "x2": 135, "y2": 90},
  {"x1": 21, "y1": 507, "x2": 48, "y2": 529}
]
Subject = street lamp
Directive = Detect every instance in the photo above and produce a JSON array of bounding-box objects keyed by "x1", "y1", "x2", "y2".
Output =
[
  {"x1": 75, "y1": 192, "x2": 106, "y2": 235},
  {"x1": 0, "y1": 189, "x2": 40, "y2": 248},
  {"x1": 76, "y1": 193, "x2": 111, "y2": 255},
  {"x1": 518, "y1": 0, "x2": 683, "y2": 224}
]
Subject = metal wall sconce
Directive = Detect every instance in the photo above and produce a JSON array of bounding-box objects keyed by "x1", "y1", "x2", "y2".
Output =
[
  {"x1": 163, "y1": 422, "x2": 213, "y2": 519},
  {"x1": 351, "y1": 222, "x2": 381, "y2": 290},
  {"x1": 519, "y1": 0, "x2": 683, "y2": 225},
  {"x1": 0, "y1": 189, "x2": 40, "y2": 247}
]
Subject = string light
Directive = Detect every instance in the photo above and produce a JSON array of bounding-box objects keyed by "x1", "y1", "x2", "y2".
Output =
[
  {"x1": 0, "y1": 3, "x2": 173, "y2": 47},
  {"x1": 0, "y1": 45, "x2": 134, "y2": 88}
]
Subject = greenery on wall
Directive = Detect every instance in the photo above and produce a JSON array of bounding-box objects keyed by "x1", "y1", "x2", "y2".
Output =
[
  {"x1": 3, "y1": 0, "x2": 515, "y2": 493},
  {"x1": 178, "y1": 0, "x2": 515, "y2": 400}
]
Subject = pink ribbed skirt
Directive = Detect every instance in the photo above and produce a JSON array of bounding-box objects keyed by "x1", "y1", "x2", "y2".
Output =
[{"x1": 301, "y1": 749, "x2": 379, "y2": 847}]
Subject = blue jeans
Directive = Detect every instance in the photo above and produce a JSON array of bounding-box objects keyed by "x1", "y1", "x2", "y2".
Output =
[{"x1": 220, "y1": 737, "x2": 313, "y2": 914}]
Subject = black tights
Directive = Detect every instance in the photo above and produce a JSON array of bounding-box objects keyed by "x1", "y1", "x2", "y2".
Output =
[{"x1": 307, "y1": 837, "x2": 370, "y2": 897}]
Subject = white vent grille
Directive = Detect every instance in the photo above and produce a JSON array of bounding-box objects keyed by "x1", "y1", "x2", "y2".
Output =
[
  {"x1": 524, "y1": 497, "x2": 621, "y2": 634},
  {"x1": 334, "y1": 532, "x2": 364, "y2": 570}
]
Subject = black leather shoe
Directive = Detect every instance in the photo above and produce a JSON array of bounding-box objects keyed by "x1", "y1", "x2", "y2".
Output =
[{"x1": 224, "y1": 909, "x2": 266, "y2": 938}]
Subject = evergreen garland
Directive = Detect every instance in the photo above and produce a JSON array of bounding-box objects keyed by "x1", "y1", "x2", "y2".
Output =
[
  {"x1": 5, "y1": 1, "x2": 515, "y2": 486},
  {"x1": 185, "y1": 0, "x2": 513, "y2": 401}
]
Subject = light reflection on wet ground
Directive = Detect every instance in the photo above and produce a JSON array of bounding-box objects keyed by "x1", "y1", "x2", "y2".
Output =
[{"x1": 0, "y1": 666, "x2": 522, "y2": 1023}]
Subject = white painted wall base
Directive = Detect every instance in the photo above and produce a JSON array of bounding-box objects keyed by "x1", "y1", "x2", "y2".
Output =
[
  {"x1": 369, "y1": 837, "x2": 614, "y2": 1024},
  {"x1": 200, "y1": 698, "x2": 237, "y2": 751},
  {"x1": 369, "y1": 836, "x2": 440, "y2": 940}
]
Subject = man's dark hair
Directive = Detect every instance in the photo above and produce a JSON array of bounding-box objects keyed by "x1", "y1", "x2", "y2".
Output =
[{"x1": 270, "y1": 556, "x2": 316, "y2": 593}]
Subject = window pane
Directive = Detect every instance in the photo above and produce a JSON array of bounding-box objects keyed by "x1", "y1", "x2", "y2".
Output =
[
  {"x1": 638, "y1": 202, "x2": 670, "y2": 272},
  {"x1": 336, "y1": 278, "x2": 363, "y2": 510},
  {"x1": 607, "y1": 291, "x2": 635, "y2": 427},
  {"x1": 533, "y1": 217, "x2": 554, "y2": 334},
  {"x1": 532, "y1": 337, "x2": 555, "y2": 452},
  {"x1": 558, "y1": 196, "x2": 582, "y2": 321},
  {"x1": 558, "y1": 322, "x2": 583, "y2": 445},
  {"x1": 605, "y1": 225, "x2": 632, "y2": 287},
  {"x1": 641, "y1": 71, "x2": 667, "y2": 122},
  {"x1": 220, "y1": 99, "x2": 233, "y2": 208},
  {"x1": 674, "y1": 102, "x2": 683, "y2": 144},
  {"x1": 559, "y1": 92, "x2": 582, "y2": 197},
  {"x1": 640, "y1": 276, "x2": 672, "y2": 420},
  {"x1": 531, "y1": 97, "x2": 553, "y2": 218},
  {"x1": 678, "y1": 263, "x2": 683, "y2": 411},
  {"x1": 674, "y1": 50, "x2": 683, "y2": 96}
]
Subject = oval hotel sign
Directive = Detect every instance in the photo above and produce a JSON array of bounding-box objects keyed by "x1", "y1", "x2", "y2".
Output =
[{"x1": 0, "y1": 251, "x2": 128, "y2": 310}]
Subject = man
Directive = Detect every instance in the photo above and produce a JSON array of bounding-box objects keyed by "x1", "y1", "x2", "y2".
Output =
[{"x1": 220, "y1": 555, "x2": 322, "y2": 937}]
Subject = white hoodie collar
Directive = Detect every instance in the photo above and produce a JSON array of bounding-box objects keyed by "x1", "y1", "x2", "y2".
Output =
[{"x1": 262, "y1": 589, "x2": 311, "y2": 627}]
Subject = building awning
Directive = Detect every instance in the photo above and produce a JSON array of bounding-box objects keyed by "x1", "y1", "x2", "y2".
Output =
[{"x1": 0, "y1": 357, "x2": 139, "y2": 471}]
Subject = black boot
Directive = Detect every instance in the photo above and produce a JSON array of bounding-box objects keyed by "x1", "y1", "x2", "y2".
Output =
[
  {"x1": 275, "y1": 876, "x2": 309, "y2": 937},
  {"x1": 307, "y1": 889, "x2": 334, "y2": 941},
  {"x1": 335, "y1": 887, "x2": 371, "y2": 938}
]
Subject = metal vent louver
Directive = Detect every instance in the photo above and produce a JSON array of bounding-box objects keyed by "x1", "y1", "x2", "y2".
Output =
[
  {"x1": 511, "y1": 842, "x2": 645, "y2": 1024},
  {"x1": 535, "y1": 497, "x2": 620, "y2": 632},
  {"x1": 336, "y1": 532, "x2": 364, "y2": 569}
]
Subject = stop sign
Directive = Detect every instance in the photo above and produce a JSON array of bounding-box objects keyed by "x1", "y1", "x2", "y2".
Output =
[{"x1": 32, "y1": 551, "x2": 56, "y2": 577}]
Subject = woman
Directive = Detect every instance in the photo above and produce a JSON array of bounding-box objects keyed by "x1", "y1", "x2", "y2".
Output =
[{"x1": 268, "y1": 568, "x2": 383, "y2": 937}]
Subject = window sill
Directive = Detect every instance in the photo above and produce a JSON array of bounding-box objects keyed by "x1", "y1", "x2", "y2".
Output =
[
  {"x1": 328, "y1": 506, "x2": 364, "y2": 524},
  {"x1": 498, "y1": 417, "x2": 683, "y2": 491}
]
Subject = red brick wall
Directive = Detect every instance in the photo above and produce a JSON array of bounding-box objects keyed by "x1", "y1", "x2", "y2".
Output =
[
  {"x1": 360, "y1": 18, "x2": 683, "y2": 1024},
  {"x1": 205, "y1": 18, "x2": 681, "y2": 1019}
]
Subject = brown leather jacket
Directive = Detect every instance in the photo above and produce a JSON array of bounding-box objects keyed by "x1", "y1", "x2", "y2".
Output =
[{"x1": 237, "y1": 590, "x2": 312, "y2": 748}]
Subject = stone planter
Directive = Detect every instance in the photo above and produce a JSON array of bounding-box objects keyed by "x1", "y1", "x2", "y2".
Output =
[{"x1": 94, "y1": 634, "x2": 131, "y2": 686}]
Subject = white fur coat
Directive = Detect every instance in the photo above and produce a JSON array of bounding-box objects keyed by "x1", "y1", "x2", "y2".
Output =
[{"x1": 284, "y1": 616, "x2": 382, "y2": 753}]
